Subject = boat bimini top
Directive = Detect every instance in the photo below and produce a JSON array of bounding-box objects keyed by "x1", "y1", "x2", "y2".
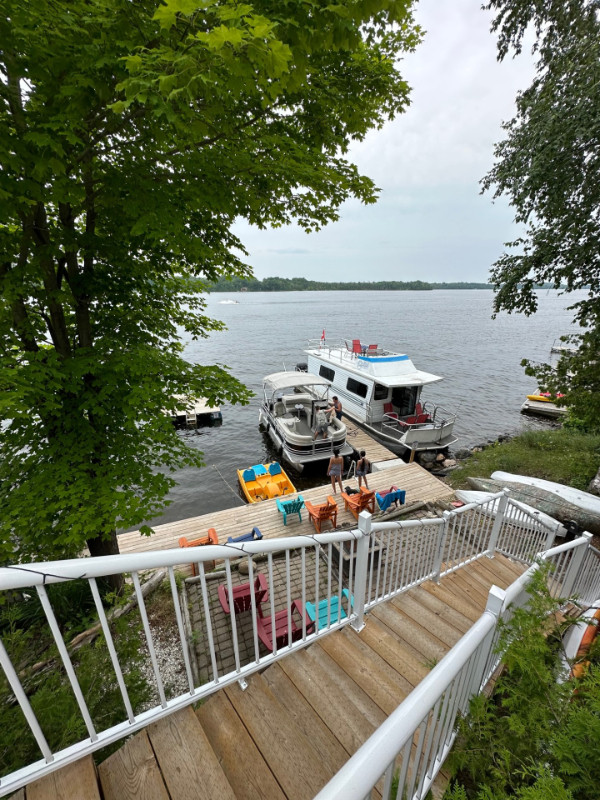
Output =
[{"x1": 263, "y1": 372, "x2": 332, "y2": 399}]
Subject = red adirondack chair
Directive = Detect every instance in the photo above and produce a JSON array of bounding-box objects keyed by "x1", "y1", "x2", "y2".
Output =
[{"x1": 256, "y1": 599, "x2": 314, "y2": 651}]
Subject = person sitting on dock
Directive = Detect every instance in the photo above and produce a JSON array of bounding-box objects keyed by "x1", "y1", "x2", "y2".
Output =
[
  {"x1": 313, "y1": 407, "x2": 329, "y2": 440},
  {"x1": 356, "y1": 450, "x2": 371, "y2": 490},
  {"x1": 327, "y1": 396, "x2": 342, "y2": 421}
]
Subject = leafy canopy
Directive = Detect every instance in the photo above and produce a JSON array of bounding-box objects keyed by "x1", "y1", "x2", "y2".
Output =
[
  {"x1": 482, "y1": 1, "x2": 600, "y2": 429},
  {"x1": 0, "y1": 0, "x2": 421, "y2": 562}
]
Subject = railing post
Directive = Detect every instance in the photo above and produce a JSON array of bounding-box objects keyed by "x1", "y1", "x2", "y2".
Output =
[
  {"x1": 351, "y1": 512, "x2": 371, "y2": 632},
  {"x1": 561, "y1": 532, "x2": 593, "y2": 598},
  {"x1": 432, "y1": 512, "x2": 450, "y2": 583},
  {"x1": 486, "y1": 489, "x2": 509, "y2": 558},
  {"x1": 470, "y1": 584, "x2": 505, "y2": 695}
]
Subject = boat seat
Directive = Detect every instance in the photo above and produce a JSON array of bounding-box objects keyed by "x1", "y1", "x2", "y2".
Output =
[
  {"x1": 273, "y1": 401, "x2": 285, "y2": 416},
  {"x1": 242, "y1": 468, "x2": 256, "y2": 483}
]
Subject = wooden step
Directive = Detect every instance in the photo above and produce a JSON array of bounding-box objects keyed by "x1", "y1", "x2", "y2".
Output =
[
  {"x1": 147, "y1": 706, "x2": 236, "y2": 800},
  {"x1": 25, "y1": 755, "x2": 100, "y2": 800},
  {"x1": 196, "y1": 690, "x2": 285, "y2": 800},
  {"x1": 356, "y1": 616, "x2": 429, "y2": 687},
  {"x1": 409, "y1": 585, "x2": 474, "y2": 634},
  {"x1": 224, "y1": 672, "x2": 331, "y2": 800},
  {"x1": 98, "y1": 730, "x2": 169, "y2": 800},
  {"x1": 319, "y1": 627, "x2": 412, "y2": 713},
  {"x1": 390, "y1": 594, "x2": 464, "y2": 650},
  {"x1": 370, "y1": 601, "x2": 448, "y2": 665},
  {"x1": 278, "y1": 644, "x2": 385, "y2": 755},
  {"x1": 420, "y1": 580, "x2": 482, "y2": 622},
  {"x1": 262, "y1": 662, "x2": 349, "y2": 774}
]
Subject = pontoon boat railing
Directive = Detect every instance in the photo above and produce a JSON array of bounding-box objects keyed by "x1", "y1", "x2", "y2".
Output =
[{"x1": 0, "y1": 493, "x2": 595, "y2": 797}]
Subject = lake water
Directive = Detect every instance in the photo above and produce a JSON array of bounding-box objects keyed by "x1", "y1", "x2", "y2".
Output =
[{"x1": 140, "y1": 288, "x2": 582, "y2": 527}]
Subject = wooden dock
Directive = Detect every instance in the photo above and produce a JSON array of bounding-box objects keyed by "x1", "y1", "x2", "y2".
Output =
[
  {"x1": 19, "y1": 555, "x2": 527, "y2": 800},
  {"x1": 117, "y1": 461, "x2": 454, "y2": 556},
  {"x1": 343, "y1": 418, "x2": 399, "y2": 464}
]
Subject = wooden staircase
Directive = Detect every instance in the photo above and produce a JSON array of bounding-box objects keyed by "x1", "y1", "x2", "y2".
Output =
[{"x1": 12, "y1": 555, "x2": 526, "y2": 800}]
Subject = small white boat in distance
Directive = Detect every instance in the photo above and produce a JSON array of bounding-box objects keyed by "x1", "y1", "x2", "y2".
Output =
[
  {"x1": 300, "y1": 335, "x2": 457, "y2": 456},
  {"x1": 259, "y1": 371, "x2": 354, "y2": 470}
]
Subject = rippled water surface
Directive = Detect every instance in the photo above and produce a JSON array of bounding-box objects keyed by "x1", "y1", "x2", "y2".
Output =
[{"x1": 139, "y1": 289, "x2": 582, "y2": 527}]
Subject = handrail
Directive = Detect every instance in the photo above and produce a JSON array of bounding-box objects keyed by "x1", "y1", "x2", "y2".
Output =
[
  {"x1": 0, "y1": 491, "x2": 589, "y2": 796},
  {"x1": 315, "y1": 532, "x2": 599, "y2": 800}
]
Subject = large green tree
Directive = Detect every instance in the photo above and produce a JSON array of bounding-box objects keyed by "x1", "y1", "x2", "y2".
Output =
[
  {"x1": 482, "y1": 1, "x2": 600, "y2": 429},
  {"x1": 0, "y1": 0, "x2": 420, "y2": 566}
]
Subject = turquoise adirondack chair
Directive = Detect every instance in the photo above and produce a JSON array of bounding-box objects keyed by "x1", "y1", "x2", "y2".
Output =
[
  {"x1": 276, "y1": 495, "x2": 304, "y2": 525},
  {"x1": 305, "y1": 589, "x2": 353, "y2": 630}
]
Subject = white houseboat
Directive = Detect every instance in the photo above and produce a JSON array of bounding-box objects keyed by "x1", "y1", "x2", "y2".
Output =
[
  {"x1": 258, "y1": 372, "x2": 354, "y2": 470},
  {"x1": 298, "y1": 336, "x2": 457, "y2": 456}
]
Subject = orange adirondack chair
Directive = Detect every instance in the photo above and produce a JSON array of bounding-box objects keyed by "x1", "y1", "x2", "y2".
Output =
[
  {"x1": 341, "y1": 487, "x2": 376, "y2": 519},
  {"x1": 179, "y1": 528, "x2": 218, "y2": 575},
  {"x1": 304, "y1": 496, "x2": 338, "y2": 532}
]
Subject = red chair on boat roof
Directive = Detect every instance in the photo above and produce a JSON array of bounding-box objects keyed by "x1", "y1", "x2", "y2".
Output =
[
  {"x1": 351, "y1": 339, "x2": 363, "y2": 354},
  {"x1": 367, "y1": 344, "x2": 378, "y2": 353}
]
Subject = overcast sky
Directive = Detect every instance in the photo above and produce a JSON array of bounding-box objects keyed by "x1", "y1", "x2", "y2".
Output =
[{"x1": 232, "y1": 0, "x2": 536, "y2": 284}]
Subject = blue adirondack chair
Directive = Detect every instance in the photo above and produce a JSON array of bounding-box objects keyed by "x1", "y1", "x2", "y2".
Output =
[
  {"x1": 305, "y1": 589, "x2": 353, "y2": 630},
  {"x1": 227, "y1": 526, "x2": 263, "y2": 543},
  {"x1": 276, "y1": 495, "x2": 305, "y2": 525},
  {"x1": 376, "y1": 486, "x2": 406, "y2": 513}
]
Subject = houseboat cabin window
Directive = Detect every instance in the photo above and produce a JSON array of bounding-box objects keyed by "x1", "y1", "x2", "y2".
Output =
[
  {"x1": 319, "y1": 365, "x2": 335, "y2": 382},
  {"x1": 347, "y1": 377, "x2": 368, "y2": 398},
  {"x1": 391, "y1": 386, "x2": 418, "y2": 416},
  {"x1": 373, "y1": 383, "x2": 388, "y2": 401}
]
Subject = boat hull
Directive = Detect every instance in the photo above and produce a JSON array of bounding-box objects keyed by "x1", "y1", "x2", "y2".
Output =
[
  {"x1": 491, "y1": 472, "x2": 600, "y2": 516},
  {"x1": 259, "y1": 405, "x2": 353, "y2": 469},
  {"x1": 467, "y1": 477, "x2": 600, "y2": 535}
]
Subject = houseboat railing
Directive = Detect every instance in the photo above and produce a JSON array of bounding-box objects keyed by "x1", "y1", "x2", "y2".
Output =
[{"x1": 0, "y1": 492, "x2": 588, "y2": 796}]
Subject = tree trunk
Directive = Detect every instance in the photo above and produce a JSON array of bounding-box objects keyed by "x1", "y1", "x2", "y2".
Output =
[{"x1": 86, "y1": 529, "x2": 124, "y2": 595}]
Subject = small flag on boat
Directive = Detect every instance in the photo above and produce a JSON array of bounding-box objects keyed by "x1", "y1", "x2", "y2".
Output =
[{"x1": 321, "y1": 329, "x2": 325, "y2": 341}]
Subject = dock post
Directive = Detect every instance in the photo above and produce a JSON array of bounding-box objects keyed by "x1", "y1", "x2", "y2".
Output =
[{"x1": 351, "y1": 512, "x2": 371, "y2": 632}]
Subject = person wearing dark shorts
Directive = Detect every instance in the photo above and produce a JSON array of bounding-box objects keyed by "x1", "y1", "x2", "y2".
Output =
[{"x1": 356, "y1": 450, "x2": 371, "y2": 489}]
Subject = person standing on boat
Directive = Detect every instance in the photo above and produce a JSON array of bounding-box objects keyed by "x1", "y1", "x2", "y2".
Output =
[
  {"x1": 313, "y1": 406, "x2": 329, "y2": 440},
  {"x1": 327, "y1": 396, "x2": 342, "y2": 421},
  {"x1": 327, "y1": 448, "x2": 344, "y2": 494},
  {"x1": 356, "y1": 450, "x2": 371, "y2": 490}
]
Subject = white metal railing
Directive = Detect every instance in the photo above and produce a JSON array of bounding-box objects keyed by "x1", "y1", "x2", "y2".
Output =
[
  {"x1": 0, "y1": 491, "x2": 589, "y2": 796},
  {"x1": 314, "y1": 531, "x2": 599, "y2": 800}
]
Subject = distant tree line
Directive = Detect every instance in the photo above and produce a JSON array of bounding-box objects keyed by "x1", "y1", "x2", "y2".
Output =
[{"x1": 209, "y1": 276, "x2": 494, "y2": 292}]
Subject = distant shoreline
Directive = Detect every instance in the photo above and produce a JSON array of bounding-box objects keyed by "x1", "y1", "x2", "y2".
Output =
[{"x1": 209, "y1": 278, "x2": 494, "y2": 292}]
